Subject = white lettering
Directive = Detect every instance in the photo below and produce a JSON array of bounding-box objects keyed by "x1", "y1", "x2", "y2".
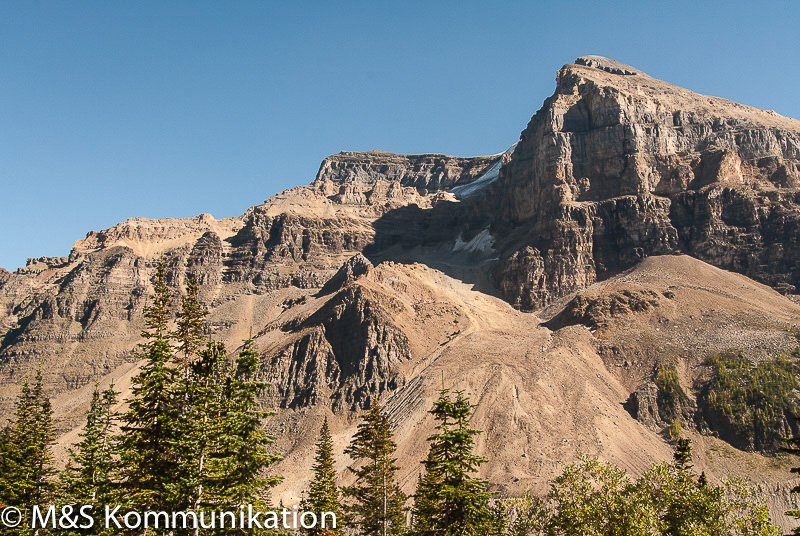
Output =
[
  {"x1": 78, "y1": 505, "x2": 95, "y2": 529},
  {"x1": 32, "y1": 505, "x2": 56, "y2": 528}
]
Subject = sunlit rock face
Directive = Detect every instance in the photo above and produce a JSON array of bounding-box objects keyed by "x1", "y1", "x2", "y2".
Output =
[{"x1": 489, "y1": 56, "x2": 800, "y2": 309}]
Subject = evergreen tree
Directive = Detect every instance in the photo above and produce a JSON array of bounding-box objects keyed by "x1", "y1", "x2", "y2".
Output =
[
  {"x1": 343, "y1": 403, "x2": 407, "y2": 536},
  {"x1": 673, "y1": 438, "x2": 693, "y2": 472},
  {"x1": 300, "y1": 417, "x2": 344, "y2": 535},
  {"x1": 410, "y1": 452, "x2": 441, "y2": 536},
  {"x1": 118, "y1": 259, "x2": 181, "y2": 511},
  {"x1": 217, "y1": 337, "x2": 283, "y2": 508},
  {"x1": 173, "y1": 277, "x2": 207, "y2": 373},
  {"x1": 61, "y1": 383, "x2": 120, "y2": 507},
  {"x1": 0, "y1": 370, "x2": 56, "y2": 536},
  {"x1": 411, "y1": 389, "x2": 496, "y2": 536},
  {"x1": 174, "y1": 340, "x2": 229, "y2": 536}
]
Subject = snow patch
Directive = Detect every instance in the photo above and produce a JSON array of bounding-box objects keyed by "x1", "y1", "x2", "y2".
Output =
[
  {"x1": 452, "y1": 227, "x2": 495, "y2": 255},
  {"x1": 449, "y1": 143, "x2": 517, "y2": 199}
]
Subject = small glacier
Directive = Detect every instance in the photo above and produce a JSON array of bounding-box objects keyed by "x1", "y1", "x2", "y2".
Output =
[{"x1": 449, "y1": 143, "x2": 517, "y2": 199}]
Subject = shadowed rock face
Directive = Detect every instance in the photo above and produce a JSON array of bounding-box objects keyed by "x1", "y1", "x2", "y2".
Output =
[{"x1": 265, "y1": 283, "x2": 410, "y2": 413}]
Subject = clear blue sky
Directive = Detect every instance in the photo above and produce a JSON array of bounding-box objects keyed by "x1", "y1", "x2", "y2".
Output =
[{"x1": 2, "y1": 1, "x2": 798, "y2": 271}]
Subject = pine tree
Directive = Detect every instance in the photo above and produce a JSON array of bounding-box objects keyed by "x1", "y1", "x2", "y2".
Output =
[
  {"x1": 673, "y1": 437, "x2": 693, "y2": 472},
  {"x1": 343, "y1": 403, "x2": 407, "y2": 536},
  {"x1": 300, "y1": 417, "x2": 344, "y2": 535},
  {"x1": 411, "y1": 389, "x2": 496, "y2": 536},
  {"x1": 118, "y1": 259, "x2": 181, "y2": 511},
  {"x1": 0, "y1": 369, "x2": 56, "y2": 536},
  {"x1": 217, "y1": 337, "x2": 283, "y2": 508},
  {"x1": 173, "y1": 277, "x2": 207, "y2": 373},
  {"x1": 62, "y1": 383, "x2": 120, "y2": 506}
]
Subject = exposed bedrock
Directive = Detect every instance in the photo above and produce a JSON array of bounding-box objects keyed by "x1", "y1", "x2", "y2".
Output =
[
  {"x1": 315, "y1": 150, "x2": 499, "y2": 191},
  {"x1": 490, "y1": 56, "x2": 800, "y2": 309},
  {"x1": 265, "y1": 283, "x2": 410, "y2": 413}
]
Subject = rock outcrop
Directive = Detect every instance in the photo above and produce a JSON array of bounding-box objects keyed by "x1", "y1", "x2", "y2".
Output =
[
  {"x1": 489, "y1": 56, "x2": 800, "y2": 309},
  {"x1": 266, "y1": 282, "x2": 410, "y2": 413},
  {"x1": 316, "y1": 150, "x2": 498, "y2": 190}
]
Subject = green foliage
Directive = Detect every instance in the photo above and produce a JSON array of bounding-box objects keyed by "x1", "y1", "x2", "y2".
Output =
[
  {"x1": 118, "y1": 260, "x2": 182, "y2": 511},
  {"x1": 301, "y1": 417, "x2": 344, "y2": 535},
  {"x1": 412, "y1": 389, "x2": 498, "y2": 536},
  {"x1": 173, "y1": 277, "x2": 207, "y2": 371},
  {"x1": 654, "y1": 362, "x2": 688, "y2": 423},
  {"x1": 0, "y1": 369, "x2": 56, "y2": 536},
  {"x1": 498, "y1": 493, "x2": 549, "y2": 536},
  {"x1": 673, "y1": 438, "x2": 693, "y2": 472},
  {"x1": 786, "y1": 436, "x2": 800, "y2": 532},
  {"x1": 542, "y1": 453, "x2": 779, "y2": 536},
  {"x1": 118, "y1": 260, "x2": 283, "y2": 524},
  {"x1": 61, "y1": 384, "x2": 120, "y2": 507},
  {"x1": 0, "y1": 262, "x2": 284, "y2": 535},
  {"x1": 701, "y1": 352, "x2": 799, "y2": 451},
  {"x1": 343, "y1": 403, "x2": 407, "y2": 536},
  {"x1": 667, "y1": 419, "x2": 682, "y2": 441},
  {"x1": 175, "y1": 340, "x2": 230, "y2": 513},
  {"x1": 216, "y1": 337, "x2": 283, "y2": 507},
  {"x1": 547, "y1": 455, "x2": 658, "y2": 536}
]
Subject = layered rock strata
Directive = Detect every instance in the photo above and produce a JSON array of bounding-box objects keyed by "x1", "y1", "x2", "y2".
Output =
[{"x1": 489, "y1": 56, "x2": 800, "y2": 309}]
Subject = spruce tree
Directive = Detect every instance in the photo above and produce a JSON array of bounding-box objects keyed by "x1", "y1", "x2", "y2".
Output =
[
  {"x1": 0, "y1": 370, "x2": 56, "y2": 536},
  {"x1": 170, "y1": 276, "x2": 218, "y2": 523},
  {"x1": 173, "y1": 277, "x2": 207, "y2": 373},
  {"x1": 343, "y1": 403, "x2": 407, "y2": 536},
  {"x1": 118, "y1": 259, "x2": 181, "y2": 511},
  {"x1": 673, "y1": 437, "x2": 693, "y2": 472},
  {"x1": 217, "y1": 337, "x2": 283, "y2": 507},
  {"x1": 411, "y1": 389, "x2": 496, "y2": 536},
  {"x1": 62, "y1": 384, "x2": 120, "y2": 506},
  {"x1": 175, "y1": 340, "x2": 229, "y2": 536},
  {"x1": 300, "y1": 417, "x2": 344, "y2": 535},
  {"x1": 410, "y1": 452, "x2": 441, "y2": 536}
]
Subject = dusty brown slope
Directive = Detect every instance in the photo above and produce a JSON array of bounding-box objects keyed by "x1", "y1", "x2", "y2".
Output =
[
  {"x1": 255, "y1": 255, "x2": 800, "y2": 529},
  {"x1": 47, "y1": 254, "x2": 799, "y2": 495}
]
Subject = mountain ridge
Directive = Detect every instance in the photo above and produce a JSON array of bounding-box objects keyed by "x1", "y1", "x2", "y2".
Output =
[{"x1": 2, "y1": 55, "x2": 800, "y2": 529}]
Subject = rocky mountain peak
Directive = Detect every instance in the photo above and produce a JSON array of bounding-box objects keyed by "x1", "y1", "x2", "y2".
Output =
[
  {"x1": 320, "y1": 253, "x2": 374, "y2": 294},
  {"x1": 574, "y1": 55, "x2": 645, "y2": 76},
  {"x1": 488, "y1": 56, "x2": 800, "y2": 309},
  {"x1": 2, "y1": 57, "x2": 800, "y2": 528}
]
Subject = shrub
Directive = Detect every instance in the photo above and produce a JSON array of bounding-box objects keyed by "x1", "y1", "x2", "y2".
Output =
[
  {"x1": 654, "y1": 362, "x2": 688, "y2": 422},
  {"x1": 700, "y1": 352, "x2": 799, "y2": 451}
]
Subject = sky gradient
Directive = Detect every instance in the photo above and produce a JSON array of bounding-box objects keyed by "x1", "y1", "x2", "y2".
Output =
[{"x1": 2, "y1": 1, "x2": 799, "y2": 270}]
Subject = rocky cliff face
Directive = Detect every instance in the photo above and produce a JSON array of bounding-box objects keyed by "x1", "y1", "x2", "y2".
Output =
[
  {"x1": 315, "y1": 150, "x2": 498, "y2": 190},
  {"x1": 489, "y1": 56, "x2": 800, "y2": 309}
]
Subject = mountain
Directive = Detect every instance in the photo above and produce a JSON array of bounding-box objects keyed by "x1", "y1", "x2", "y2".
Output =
[{"x1": 2, "y1": 56, "x2": 800, "y2": 529}]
